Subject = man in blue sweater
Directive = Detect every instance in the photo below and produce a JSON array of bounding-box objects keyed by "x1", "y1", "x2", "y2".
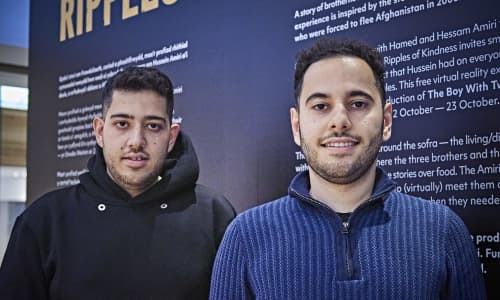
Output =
[{"x1": 210, "y1": 39, "x2": 486, "y2": 299}]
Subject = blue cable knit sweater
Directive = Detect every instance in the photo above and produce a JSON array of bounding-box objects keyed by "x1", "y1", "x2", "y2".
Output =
[{"x1": 210, "y1": 168, "x2": 486, "y2": 299}]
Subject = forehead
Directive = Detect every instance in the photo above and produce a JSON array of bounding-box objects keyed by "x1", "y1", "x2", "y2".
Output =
[
  {"x1": 107, "y1": 89, "x2": 168, "y2": 117},
  {"x1": 300, "y1": 56, "x2": 379, "y2": 101}
]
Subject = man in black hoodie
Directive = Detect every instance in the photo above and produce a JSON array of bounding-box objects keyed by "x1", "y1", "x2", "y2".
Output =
[{"x1": 0, "y1": 67, "x2": 235, "y2": 299}]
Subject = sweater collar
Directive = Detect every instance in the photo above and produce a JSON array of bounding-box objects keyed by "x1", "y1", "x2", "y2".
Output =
[{"x1": 289, "y1": 167, "x2": 397, "y2": 207}]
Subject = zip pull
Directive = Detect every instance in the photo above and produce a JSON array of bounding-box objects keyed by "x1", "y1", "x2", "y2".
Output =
[{"x1": 342, "y1": 221, "x2": 349, "y2": 234}]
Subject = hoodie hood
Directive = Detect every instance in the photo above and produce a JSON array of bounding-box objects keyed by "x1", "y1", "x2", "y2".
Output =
[{"x1": 79, "y1": 131, "x2": 199, "y2": 205}]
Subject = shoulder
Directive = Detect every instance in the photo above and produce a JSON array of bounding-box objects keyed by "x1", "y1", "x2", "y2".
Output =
[
  {"x1": 19, "y1": 185, "x2": 81, "y2": 223},
  {"x1": 386, "y1": 191, "x2": 452, "y2": 213},
  {"x1": 386, "y1": 191, "x2": 466, "y2": 230},
  {"x1": 9, "y1": 185, "x2": 81, "y2": 238},
  {"x1": 239, "y1": 196, "x2": 295, "y2": 218},
  {"x1": 194, "y1": 184, "x2": 227, "y2": 202},
  {"x1": 191, "y1": 184, "x2": 235, "y2": 217},
  {"x1": 219, "y1": 196, "x2": 306, "y2": 256},
  {"x1": 193, "y1": 184, "x2": 232, "y2": 206},
  {"x1": 26, "y1": 185, "x2": 77, "y2": 208},
  {"x1": 229, "y1": 196, "x2": 298, "y2": 232}
]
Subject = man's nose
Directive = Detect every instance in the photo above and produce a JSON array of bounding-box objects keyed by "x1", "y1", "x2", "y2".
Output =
[
  {"x1": 127, "y1": 126, "x2": 146, "y2": 150},
  {"x1": 327, "y1": 104, "x2": 352, "y2": 133}
]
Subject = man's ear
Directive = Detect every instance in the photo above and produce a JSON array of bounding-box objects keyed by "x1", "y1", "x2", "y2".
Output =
[
  {"x1": 167, "y1": 123, "x2": 180, "y2": 153},
  {"x1": 382, "y1": 102, "x2": 393, "y2": 142},
  {"x1": 93, "y1": 117, "x2": 105, "y2": 147},
  {"x1": 290, "y1": 107, "x2": 301, "y2": 147}
]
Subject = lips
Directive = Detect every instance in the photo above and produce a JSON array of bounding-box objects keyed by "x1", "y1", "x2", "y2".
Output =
[
  {"x1": 122, "y1": 153, "x2": 149, "y2": 168},
  {"x1": 321, "y1": 137, "x2": 359, "y2": 147},
  {"x1": 324, "y1": 141, "x2": 357, "y2": 147},
  {"x1": 321, "y1": 137, "x2": 359, "y2": 154},
  {"x1": 127, "y1": 156, "x2": 147, "y2": 161}
]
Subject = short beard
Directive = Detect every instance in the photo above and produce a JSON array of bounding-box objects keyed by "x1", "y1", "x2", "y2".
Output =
[
  {"x1": 107, "y1": 162, "x2": 160, "y2": 192},
  {"x1": 300, "y1": 127, "x2": 383, "y2": 185},
  {"x1": 102, "y1": 137, "x2": 165, "y2": 195}
]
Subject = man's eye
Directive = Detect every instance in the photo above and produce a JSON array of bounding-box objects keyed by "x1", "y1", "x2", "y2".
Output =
[
  {"x1": 352, "y1": 101, "x2": 367, "y2": 109},
  {"x1": 147, "y1": 123, "x2": 162, "y2": 131},
  {"x1": 115, "y1": 121, "x2": 128, "y2": 128},
  {"x1": 312, "y1": 103, "x2": 328, "y2": 110}
]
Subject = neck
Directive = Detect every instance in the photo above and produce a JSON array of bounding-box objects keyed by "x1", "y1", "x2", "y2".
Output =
[{"x1": 308, "y1": 163, "x2": 377, "y2": 213}]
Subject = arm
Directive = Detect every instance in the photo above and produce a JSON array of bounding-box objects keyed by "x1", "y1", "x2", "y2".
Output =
[
  {"x1": 442, "y1": 209, "x2": 487, "y2": 300},
  {"x1": 210, "y1": 219, "x2": 254, "y2": 300},
  {"x1": 0, "y1": 215, "x2": 49, "y2": 300},
  {"x1": 212, "y1": 195, "x2": 236, "y2": 249}
]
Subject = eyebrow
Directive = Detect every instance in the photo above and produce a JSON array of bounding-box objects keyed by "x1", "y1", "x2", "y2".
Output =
[
  {"x1": 109, "y1": 114, "x2": 167, "y2": 124},
  {"x1": 304, "y1": 90, "x2": 375, "y2": 105},
  {"x1": 304, "y1": 92, "x2": 329, "y2": 105},
  {"x1": 349, "y1": 90, "x2": 375, "y2": 102}
]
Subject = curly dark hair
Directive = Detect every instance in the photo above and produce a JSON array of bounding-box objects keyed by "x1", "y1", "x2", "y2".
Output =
[
  {"x1": 102, "y1": 66, "x2": 174, "y2": 122},
  {"x1": 294, "y1": 38, "x2": 386, "y2": 106}
]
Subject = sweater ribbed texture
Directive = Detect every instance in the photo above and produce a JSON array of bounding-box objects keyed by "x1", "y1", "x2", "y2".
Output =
[{"x1": 210, "y1": 170, "x2": 486, "y2": 299}]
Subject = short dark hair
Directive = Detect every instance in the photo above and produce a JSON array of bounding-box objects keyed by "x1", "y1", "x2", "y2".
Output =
[
  {"x1": 294, "y1": 38, "x2": 386, "y2": 105},
  {"x1": 102, "y1": 67, "x2": 174, "y2": 122}
]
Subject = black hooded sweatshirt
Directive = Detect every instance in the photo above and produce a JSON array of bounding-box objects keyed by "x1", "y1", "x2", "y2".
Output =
[{"x1": 0, "y1": 132, "x2": 235, "y2": 300}]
